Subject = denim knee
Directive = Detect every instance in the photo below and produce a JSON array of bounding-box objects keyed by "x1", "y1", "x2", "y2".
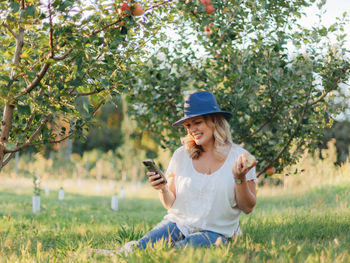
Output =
[
  {"x1": 137, "y1": 220, "x2": 184, "y2": 249},
  {"x1": 174, "y1": 231, "x2": 229, "y2": 249}
]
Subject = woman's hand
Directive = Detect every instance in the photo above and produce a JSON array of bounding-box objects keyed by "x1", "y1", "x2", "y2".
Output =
[
  {"x1": 232, "y1": 154, "x2": 257, "y2": 214},
  {"x1": 232, "y1": 154, "x2": 257, "y2": 180},
  {"x1": 147, "y1": 172, "x2": 167, "y2": 191}
]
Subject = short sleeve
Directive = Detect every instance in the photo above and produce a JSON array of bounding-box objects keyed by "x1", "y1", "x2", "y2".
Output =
[
  {"x1": 245, "y1": 164, "x2": 257, "y2": 183},
  {"x1": 165, "y1": 147, "x2": 182, "y2": 179}
]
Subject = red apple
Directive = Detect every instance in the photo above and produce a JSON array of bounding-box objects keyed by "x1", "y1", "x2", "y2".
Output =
[
  {"x1": 266, "y1": 166, "x2": 276, "y2": 175},
  {"x1": 204, "y1": 25, "x2": 212, "y2": 35},
  {"x1": 132, "y1": 3, "x2": 144, "y2": 16},
  {"x1": 121, "y1": 2, "x2": 131, "y2": 12},
  {"x1": 206, "y1": 4, "x2": 215, "y2": 14},
  {"x1": 201, "y1": 0, "x2": 210, "y2": 5}
]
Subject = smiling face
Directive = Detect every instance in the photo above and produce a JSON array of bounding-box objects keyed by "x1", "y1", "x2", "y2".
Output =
[{"x1": 184, "y1": 116, "x2": 214, "y2": 148}]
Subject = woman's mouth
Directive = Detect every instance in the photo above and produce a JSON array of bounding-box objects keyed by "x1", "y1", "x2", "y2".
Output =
[{"x1": 193, "y1": 133, "x2": 202, "y2": 140}]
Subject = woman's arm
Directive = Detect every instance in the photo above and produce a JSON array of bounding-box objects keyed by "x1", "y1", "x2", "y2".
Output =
[
  {"x1": 232, "y1": 155, "x2": 257, "y2": 214},
  {"x1": 147, "y1": 172, "x2": 176, "y2": 209},
  {"x1": 234, "y1": 180, "x2": 256, "y2": 214}
]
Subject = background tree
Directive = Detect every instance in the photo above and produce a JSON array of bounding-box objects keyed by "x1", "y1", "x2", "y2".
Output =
[
  {"x1": 319, "y1": 120, "x2": 350, "y2": 164},
  {"x1": 72, "y1": 99, "x2": 124, "y2": 154},
  {"x1": 128, "y1": 0, "x2": 350, "y2": 177}
]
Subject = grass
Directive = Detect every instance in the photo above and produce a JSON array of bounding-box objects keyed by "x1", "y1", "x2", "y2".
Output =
[
  {"x1": 0, "y1": 178, "x2": 349, "y2": 262},
  {"x1": 0, "y1": 142, "x2": 349, "y2": 262}
]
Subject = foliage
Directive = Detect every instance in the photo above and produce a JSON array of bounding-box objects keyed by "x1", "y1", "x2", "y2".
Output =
[
  {"x1": 128, "y1": 0, "x2": 350, "y2": 176},
  {"x1": 0, "y1": 0, "x2": 173, "y2": 170},
  {"x1": 1, "y1": 0, "x2": 349, "y2": 177}
]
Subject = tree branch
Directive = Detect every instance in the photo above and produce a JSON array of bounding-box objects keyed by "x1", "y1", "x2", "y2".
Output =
[
  {"x1": 53, "y1": 48, "x2": 73, "y2": 61},
  {"x1": 69, "y1": 51, "x2": 105, "y2": 95},
  {"x1": 77, "y1": 90, "x2": 100, "y2": 96},
  {"x1": 2, "y1": 152, "x2": 15, "y2": 168},
  {"x1": 310, "y1": 91, "x2": 328, "y2": 106},
  {"x1": 48, "y1": 0, "x2": 54, "y2": 58},
  {"x1": 10, "y1": 27, "x2": 24, "y2": 77},
  {"x1": 23, "y1": 111, "x2": 37, "y2": 133},
  {"x1": 1, "y1": 22, "x2": 18, "y2": 38},
  {"x1": 257, "y1": 76, "x2": 316, "y2": 177},
  {"x1": 92, "y1": 99, "x2": 106, "y2": 116},
  {"x1": 92, "y1": 19, "x2": 122, "y2": 35},
  {"x1": 92, "y1": 0, "x2": 174, "y2": 35},
  {"x1": 257, "y1": 106, "x2": 308, "y2": 177},
  {"x1": 144, "y1": 0, "x2": 174, "y2": 12},
  {"x1": 4, "y1": 116, "x2": 51, "y2": 154},
  {"x1": 14, "y1": 62, "x2": 51, "y2": 99},
  {"x1": 243, "y1": 105, "x2": 279, "y2": 140},
  {"x1": 278, "y1": 140, "x2": 306, "y2": 171}
]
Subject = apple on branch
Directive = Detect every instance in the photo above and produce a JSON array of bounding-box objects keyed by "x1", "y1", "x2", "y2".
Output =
[
  {"x1": 206, "y1": 4, "x2": 215, "y2": 14},
  {"x1": 204, "y1": 25, "x2": 213, "y2": 35},
  {"x1": 121, "y1": 2, "x2": 131, "y2": 12},
  {"x1": 266, "y1": 166, "x2": 276, "y2": 175},
  {"x1": 132, "y1": 3, "x2": 145, "y2": 16}
]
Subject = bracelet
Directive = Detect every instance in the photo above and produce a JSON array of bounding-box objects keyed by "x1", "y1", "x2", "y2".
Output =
[{"x1": 234, "y1": 177, "x2": 246, "y2": 184}]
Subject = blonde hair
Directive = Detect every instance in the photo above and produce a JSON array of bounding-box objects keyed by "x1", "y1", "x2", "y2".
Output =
[{"x1": 181, "y1": 114, "x2": 233, "y2": 160}]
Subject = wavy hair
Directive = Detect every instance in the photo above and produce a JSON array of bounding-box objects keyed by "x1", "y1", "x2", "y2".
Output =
[{"x1": 181, "y1": 114, "x2": 233, "y2": 160}]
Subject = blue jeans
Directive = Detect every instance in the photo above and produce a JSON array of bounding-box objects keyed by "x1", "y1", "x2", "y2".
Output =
[{"x1": 137, "y1": 220, "x2": 230, "y2": 249}]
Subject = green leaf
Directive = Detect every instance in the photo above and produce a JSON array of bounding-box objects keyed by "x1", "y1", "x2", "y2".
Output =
[
  {"x1": 10, "y1": 2, "x2": 19, "y2": 13},
  {"x1": 4, "y1": 142, "x2": 16, "y2": 151},
  {"x1": 24, "y1": 5, "x2": 36, "y2": 17},
  {"x1": 17, "y1": 105, "x2": 31, "y2": 115},
  {"x1": 0, "y1": 75, "x2": 10, "y2": 82},
  {"x1": 83, "y1": 101, "x2": 90, "y2": 114}
]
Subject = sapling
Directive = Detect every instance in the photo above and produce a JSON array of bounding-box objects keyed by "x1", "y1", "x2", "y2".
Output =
[
  {"x1": 59, "y1": 186, "x2": 65, "y2": 200},
  {"x1": 33, "y1": 176, "x2": 41, "y2": 196},
  {"x1": 32, "y1": 176, "x2": 41, "y2": 214}
]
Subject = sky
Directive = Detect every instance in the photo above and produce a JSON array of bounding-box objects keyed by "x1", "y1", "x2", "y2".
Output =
[
  {"x1": 300, "y1": 0, "x2": 350, "y2": 49},
  {"x1": 305, "y1": 0, "x2": 350, "y2": 120},
  {"x1": 299, "y1": 1, "x2": 350, "y2": 120}
]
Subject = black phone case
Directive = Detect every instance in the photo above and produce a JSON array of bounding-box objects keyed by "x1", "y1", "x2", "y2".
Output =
[{"x1": 142, "y1": 159, "x2": 167, "y2": 184}]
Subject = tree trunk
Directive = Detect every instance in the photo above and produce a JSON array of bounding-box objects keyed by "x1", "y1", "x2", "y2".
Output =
[
  {"x1": 0, "y1": 103, "x2": 15, "y2": 171},
  {"x1": 0, "y1": 7, "x2": 25, "y2": 171}
]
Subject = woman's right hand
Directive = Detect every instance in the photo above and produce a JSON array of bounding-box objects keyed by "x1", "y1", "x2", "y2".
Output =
[{"x1": 147, "y1": 172, "x2": 167, "y2": 191}]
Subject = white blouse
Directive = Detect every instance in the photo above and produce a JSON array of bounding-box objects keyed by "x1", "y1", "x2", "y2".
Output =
[{"x1": 163, "y1": 145, "x2": 257, "y2": 238}]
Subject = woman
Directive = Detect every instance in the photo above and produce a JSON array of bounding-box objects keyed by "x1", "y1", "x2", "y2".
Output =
[{"x1": 114, "y1": 91, "x2": 257, "y2": 255}]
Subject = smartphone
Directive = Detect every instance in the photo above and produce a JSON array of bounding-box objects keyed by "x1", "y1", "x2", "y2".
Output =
[{"x1": 142, "y1": 159, "x2": 167, "y2": 184}]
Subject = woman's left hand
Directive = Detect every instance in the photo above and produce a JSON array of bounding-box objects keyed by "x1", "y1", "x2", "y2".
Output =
[{"x1": 232, "y1": 154, "x2": 257, "y2": 179}]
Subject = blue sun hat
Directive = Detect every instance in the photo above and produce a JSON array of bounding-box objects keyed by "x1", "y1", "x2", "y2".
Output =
[{"x1": 172, "y1": 91, "x2": 232, "y2": 127}]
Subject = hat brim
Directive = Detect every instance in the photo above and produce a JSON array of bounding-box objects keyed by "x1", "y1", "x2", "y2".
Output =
[{"x1": 172, "y1": 111, "x2": 232, "y2": 127}]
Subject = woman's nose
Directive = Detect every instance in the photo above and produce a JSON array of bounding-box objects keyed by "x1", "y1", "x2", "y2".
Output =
[{"x1": 189, "y1": 126, "x2": 196, "y2": 133}]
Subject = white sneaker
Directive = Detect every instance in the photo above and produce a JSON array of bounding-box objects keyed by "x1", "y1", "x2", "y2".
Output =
[{"x1": 117, "y1": 240, "x2": 138, "y2": 256}]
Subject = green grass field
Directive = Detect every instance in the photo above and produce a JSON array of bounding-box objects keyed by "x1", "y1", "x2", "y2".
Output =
[{"x1": 0, "y1": 174, "x2": 349, "y2": 263}]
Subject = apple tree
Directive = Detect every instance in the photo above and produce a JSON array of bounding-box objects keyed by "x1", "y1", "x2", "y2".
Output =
[
  {"x1": 0, "y1": 0, "x2": 177, "y2": 171},
  {"x1": 127, "y1": 0, "x2": 350, "y2": 176}
]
